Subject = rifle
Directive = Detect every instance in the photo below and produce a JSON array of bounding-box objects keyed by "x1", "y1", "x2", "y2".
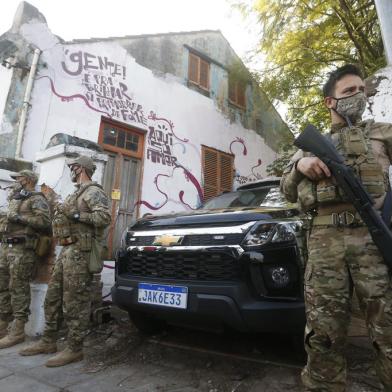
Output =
[{"x1": 294, "y1": 124, "x2": 392, "y2": 271}]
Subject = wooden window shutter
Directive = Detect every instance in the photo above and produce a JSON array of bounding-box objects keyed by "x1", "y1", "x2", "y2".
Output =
[
  {"x1": 202, "y1": 146, "x2": 234, "y2": 202},
  {"x1": 199, "y1": 59, "x2": 209, "y2": 90},
  {"x1": 203, "y1": 147, "x2": 219, "y2": 201},
  {"x1": 188, "y1": 53, "x2": 199, "y2": 84},
  {"x1": 219, "y1": 153, "x2": 234, "y2": 192}
]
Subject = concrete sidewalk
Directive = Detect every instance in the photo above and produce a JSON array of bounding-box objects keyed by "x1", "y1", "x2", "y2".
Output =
[
  {"x1": 0, "y1": 336, "x2": 381, "y2": 392},
  {"x1": 0, "y1": 338, "x2": 241, "y2": 392},
  {"x1": 0, "y1": 340, "x2": 202, "y2": 392}
]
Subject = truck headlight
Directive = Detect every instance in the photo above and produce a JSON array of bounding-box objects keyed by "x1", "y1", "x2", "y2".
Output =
[{"x1": 242, "y1": 221, "x2": 300, "y2": 247}]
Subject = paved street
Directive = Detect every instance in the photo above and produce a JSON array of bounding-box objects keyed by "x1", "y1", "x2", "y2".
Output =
[{"x1": 0, "y1": 320, "x2": 383, "y2": 392}]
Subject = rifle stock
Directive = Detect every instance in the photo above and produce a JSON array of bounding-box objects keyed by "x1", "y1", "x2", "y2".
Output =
[{"x1": 294, "y1": 124, "x2": 392, "y2": 271}]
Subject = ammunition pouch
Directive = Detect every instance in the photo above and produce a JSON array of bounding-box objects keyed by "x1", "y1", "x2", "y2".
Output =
[
  {"x1": 359, "y1": 162, "x2": 386, "y2": 197},
  {"x1": 316, "y1": 178, "x2": 342, "y2": 204},
  {"x1": 53, "y1": 213, "x2": 72, "y2": 241},
  {"x1": 88, "y1": 238, "x2": 104, "y2": 274},
  {"x1": 341, "y1": 127, "x2": 368, "y2": 155},
  {"x1": 79, "y1": 232, "x2": 93, "y2": 252},
  {"x1": 35, "y1": 236, "x2": 52, "y2": 257},
  {"x1": 77, "y1": 233, "x2": 103, "y2": 273}
]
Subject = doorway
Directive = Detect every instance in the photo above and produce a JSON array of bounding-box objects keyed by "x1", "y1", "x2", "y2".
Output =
[{"x1": 99, "y1": 118, "x2": 145, "y2": 258}]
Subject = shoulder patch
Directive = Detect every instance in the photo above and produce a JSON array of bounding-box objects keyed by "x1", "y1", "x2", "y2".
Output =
[{"x1": 85, "y1": 187, "x2": 109, "y2": 207}]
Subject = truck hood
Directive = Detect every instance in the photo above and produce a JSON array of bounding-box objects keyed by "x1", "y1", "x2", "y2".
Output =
[{"x1": 132, "y1": 207, "x2": 299, "y2": 231}]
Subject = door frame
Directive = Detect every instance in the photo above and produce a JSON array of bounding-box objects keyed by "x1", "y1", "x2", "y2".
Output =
[{"x1": 98, "y1": 116, "x2": 146, "y2": 256}]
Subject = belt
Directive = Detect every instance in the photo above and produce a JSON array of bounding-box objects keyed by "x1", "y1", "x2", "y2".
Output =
[
  {"x1": 313, "y1": 211, "x2": 364, "y2": 227},
  {"x1": 58, "y1": 237, "x2": 77, "y2": 246},
  {"x1": 2, "y1": 237, "x2": 26, "y2": 244}
]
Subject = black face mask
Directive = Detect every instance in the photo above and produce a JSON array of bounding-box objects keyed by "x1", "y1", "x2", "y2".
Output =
[
  {"x1": 70, "y1": 165, "x2": 82, "y2": 183},
  {"x1": 332, "y1": 91, "x2": 367, "y2": 126}
]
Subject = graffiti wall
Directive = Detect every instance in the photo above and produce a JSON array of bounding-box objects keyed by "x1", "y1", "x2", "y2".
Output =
[{"x1": 19, "y1": 22, "x2": 277, "y2": 216}]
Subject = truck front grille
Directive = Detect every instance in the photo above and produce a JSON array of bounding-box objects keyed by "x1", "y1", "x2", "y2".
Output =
[
  {"x1": 121, "y1": 251, "x2": 241, "y2": 281},
  {"x1": 128, "y1": 233, "x2": 244, "y2": 247}
]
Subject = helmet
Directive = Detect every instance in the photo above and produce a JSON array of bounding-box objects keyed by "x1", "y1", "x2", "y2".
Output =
[
  {"x1": 66, "y1": 156, "x2": 96, "y2": 174},
  {"x1": 10, "y1": 169, "x2": 38, "y2": 184}
]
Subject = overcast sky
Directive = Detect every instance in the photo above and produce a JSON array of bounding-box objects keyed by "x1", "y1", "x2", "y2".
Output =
[{"x1": 1, "y1": 0, "x2": 260, "y2": 62}]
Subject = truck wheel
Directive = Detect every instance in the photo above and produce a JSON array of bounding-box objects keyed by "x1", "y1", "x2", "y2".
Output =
[
  {"x1": 129, "y1": 311, "x2": 167, "y2": 335},
  {"x1": 291, "y1": 333, "x2": 306, "y2": 363}
]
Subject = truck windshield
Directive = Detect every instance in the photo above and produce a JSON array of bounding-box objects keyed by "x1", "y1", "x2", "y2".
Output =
[{"x1": 201, "y1": 186, "x2": 293, "y2": 210}]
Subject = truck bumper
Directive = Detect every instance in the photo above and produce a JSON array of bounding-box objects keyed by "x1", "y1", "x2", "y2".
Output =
[{"x1": 112, "y1": 276, "x2": 305, "y2": 333}]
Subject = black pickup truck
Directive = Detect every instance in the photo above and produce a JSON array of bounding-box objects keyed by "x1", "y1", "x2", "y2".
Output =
[{"x1": 112, "y1": 178, "x2": 308, "y2": 335}]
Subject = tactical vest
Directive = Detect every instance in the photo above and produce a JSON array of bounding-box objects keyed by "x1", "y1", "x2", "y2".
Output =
[
  {"x1": 53, "y1": 182, "x2": 106, "y2": 247},
  {"x1": 297, "y1": 120, "x2": 388, "y2": 211},
  {"x1": 2, "y1": 192, "x2": 48, "y2": 237}
]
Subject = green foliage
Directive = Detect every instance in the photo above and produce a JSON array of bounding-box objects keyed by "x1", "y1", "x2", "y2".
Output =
[
  {"x1": 266, "y1": 141, "x2": 296, "y2": 177},
  {"x1": 235, "y1": 0, "x2": 385, "y2": 132},
  {"x1": 227, "y1": 59, "x2": 252, "y2": 85}
]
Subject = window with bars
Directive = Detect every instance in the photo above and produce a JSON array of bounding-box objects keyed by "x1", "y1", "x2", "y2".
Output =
[
  {"x1": 202, "y1": 146, "x2": 234, "y2": 202},
  {"x1": 188, "y1": 52, "x2": 210, "y2": 91},
  {"x1": 228, "y1": 78, "x2": 246, "y2": 109}
]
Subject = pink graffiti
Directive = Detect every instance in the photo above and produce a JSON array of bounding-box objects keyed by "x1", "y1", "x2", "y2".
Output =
[
  {"x1": 230, "y1": 137, "x2": 247, "y2": 156},
  {"x1": 135, "y1": 162, "x2": 203, "y2": 211},
  {"x1": 179, "y1": 190, "x2": 197, "y2": 210},
  {"x1": 251, "y1": 159, "x2": 263, "y2": 177},
  {"x1": 135, "y1": 172, "x2": 171, "y2": 210},
  {"x1": 174, "y1": 162, "x2": 204, "y2": 203},
  {"x1": 148, "y1": 111, "x2": 189, "y2": 143},
  {"x1": 37, "y1": 76, "x2": 112, "y2": 118}
]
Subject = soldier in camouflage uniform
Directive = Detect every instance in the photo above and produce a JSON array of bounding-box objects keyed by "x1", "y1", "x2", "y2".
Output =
[
  {"x1": 0, "y1": 170, "x2": 51, "y2": 348},
  {"x1": 281, "y1": 64, "x2": 392, "y2": 391},
  {"x1": 20, "y1": 156, "x2": 111, "y2": 367}
]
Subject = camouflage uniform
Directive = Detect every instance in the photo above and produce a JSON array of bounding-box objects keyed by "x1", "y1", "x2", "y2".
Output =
[
  {"x1": 0, "y1": 185, "x2": 51, "y2": 324},
  {"x1": 41, "y1": 181, "x2": 110, "y2": 351},
  {"x1": 281, "y1": 120, "x2": 392, "y2": 391}
]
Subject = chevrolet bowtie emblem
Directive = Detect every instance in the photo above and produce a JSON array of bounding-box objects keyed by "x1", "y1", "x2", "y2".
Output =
[{"x1": 153, "y1": 234, "x2": 183, "y2": 247}]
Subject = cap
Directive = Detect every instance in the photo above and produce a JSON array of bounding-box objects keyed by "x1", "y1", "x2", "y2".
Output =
[
  {"x1": 66, "y1": 155, "x2": 96, "y2": 172},
  {"x1": 10, "y1": 169, "x2": 38, "y2": 184}
]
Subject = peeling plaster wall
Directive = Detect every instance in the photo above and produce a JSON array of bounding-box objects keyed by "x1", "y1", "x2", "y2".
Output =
[
  {"x1": 109, "y1": 32, "x2": 291, "y2": 151},
  {"x1": 0, "y1": 66, "x2": 13, "y2": 130},
  {"x1": 365, "y1": 66, "x2": 392, "y2": 123},
  {"x1": 15, "y1": 24, "x2": 276, "y2": 214},
  {"x1": 0, "y1": 65, "x2": 30, "y2": 158},
  {"x1": 15, "y1": 20, "x2": 277, "y2": 217}
]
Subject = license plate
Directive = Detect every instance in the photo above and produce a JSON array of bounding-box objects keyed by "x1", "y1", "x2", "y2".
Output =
[{"x1": 138, "y1": 283, "x2": 188, "y2": 309}]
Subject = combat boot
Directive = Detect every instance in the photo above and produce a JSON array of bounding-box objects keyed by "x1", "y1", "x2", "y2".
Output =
[
  {"x1": 45, "y1": 347, "x2": 83, "y2": 367},
  {"x1": 0, "y1": 319, "x2": 25, "y2": 348},
  {"x1": 19, "y1": 339, "x2": 57, "y2": 356},
  {"x1": 0, "y1": 319, "x2": 9, "y2": 339}
]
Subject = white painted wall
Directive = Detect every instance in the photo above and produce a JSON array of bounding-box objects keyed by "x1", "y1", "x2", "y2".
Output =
[
  {"x1": 365, "y1": 66, "x2": 392, "y2": 124},
  {"x1": 18, "y1": 20, "x2": 276, "y2": 219},
  {"x1": 0, "y1": 65, "x2": 13, "y2": 136},
  {"x1": 0, "y1": 170, "x2": 13, "y2": 213}
]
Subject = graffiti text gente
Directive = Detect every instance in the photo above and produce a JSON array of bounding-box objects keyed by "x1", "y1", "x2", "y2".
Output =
[
  {"x1": 61, "y1": 50, "x2": 127, "y2": 78},
  {"x1": 61, "y1": 50, "x2": 147, "y2": 125}
]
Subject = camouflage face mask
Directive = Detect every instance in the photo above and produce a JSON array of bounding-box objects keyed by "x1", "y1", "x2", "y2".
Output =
[{"x1": 334, "y1": 91, "x2": 367, "y2": 125}]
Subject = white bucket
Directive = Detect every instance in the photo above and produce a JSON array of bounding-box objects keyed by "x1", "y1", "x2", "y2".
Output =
[{"x1": 26, "y1": 283, "x2": 48, "y2": 336}]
